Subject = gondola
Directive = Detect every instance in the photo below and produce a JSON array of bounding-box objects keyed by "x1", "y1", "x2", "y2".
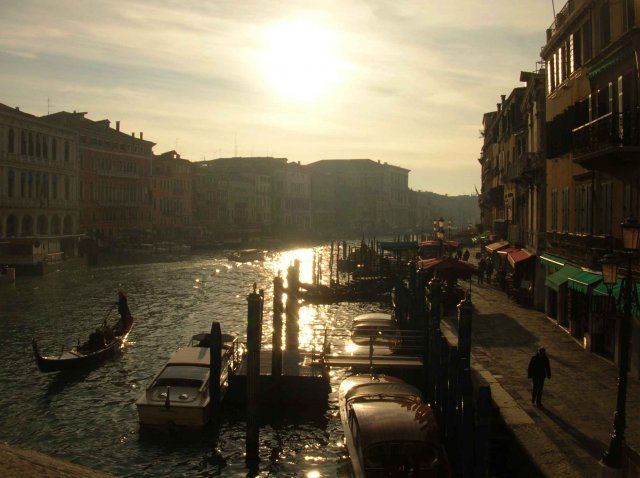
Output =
[{"x1": 32, "y1": 316, "x2": 134, "y2": 373}]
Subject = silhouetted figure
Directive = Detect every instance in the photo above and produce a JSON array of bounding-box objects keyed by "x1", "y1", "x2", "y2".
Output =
[
  {"x1": 477, "y1": 258, "x2": 486, "y2": 284},
  {"x1": 462, "y1": 249, "x2": 470, "y2": 261},
  {"x1": 485, "y1": 258, "x2": 494, "y2": 284},
  {"x1": 114, "y1": 290, "x2": 132, "y2": 335},
  {"x1": 528, "y1": 347, "x2": 551, "y2": 406}
]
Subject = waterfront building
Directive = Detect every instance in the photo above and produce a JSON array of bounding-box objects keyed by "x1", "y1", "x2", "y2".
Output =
[
  {"x1": 195, "y1": 157, "x2": 284, "y2": 243},
  {"x1": 151, "y1": 150, "x2": 193, "y2": 241},
  {"x1": 540, "y1": 0, "x2": 639, "y2": 375},
  {"x1": 42, "y1": 112, "x2": 155, "y2": 243},
  {"x1": 272, "y1": 161, "x2": 311, "y2": 239},
  {"x1": 0, "y1": 103, "x2": 81, "y2": 271},
  {"x1": 307, "y1": 159, "x2": 410, "y2": 236}
]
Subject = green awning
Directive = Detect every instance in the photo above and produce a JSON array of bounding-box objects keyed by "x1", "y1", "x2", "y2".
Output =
[
  {"x1": 545, "y1": 265, "x2": 582, "y2": 292},
  {"x1": 567, "y1": 271, "x2": 602, "y2": 295},
  {"x1": 593, "y1": 280, "x2": 622, "y2": 298},
  {"x1": 539, "y1": 253, "x2": 568, "y2": 270}
]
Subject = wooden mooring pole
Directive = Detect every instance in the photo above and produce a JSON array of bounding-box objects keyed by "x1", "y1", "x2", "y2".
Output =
[
  {"x1": 209, "y1": 321, "x2": 222, "y2": 422},
  {"x1": 285, "y1": 260, "x2": 300, "y2": 351},
  {"x1": 245, "y1": 284, "x2": 263, "y2": 467},
  {"x1": 272, "y1": 274, "x2": 284, "y2": 380}
]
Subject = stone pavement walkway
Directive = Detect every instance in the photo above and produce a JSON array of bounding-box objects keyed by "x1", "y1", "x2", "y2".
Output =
[{"x1": 458, "y1": 274, "x2": 640, "y2": 478}]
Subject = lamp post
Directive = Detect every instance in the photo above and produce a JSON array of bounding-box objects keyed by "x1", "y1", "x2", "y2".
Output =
[
  {"x1": 434, "y1": 217, "x2": 445, "y2": 257},
  {"x1": 600, "y1": 218, "x2": 640, "y2": 471}
]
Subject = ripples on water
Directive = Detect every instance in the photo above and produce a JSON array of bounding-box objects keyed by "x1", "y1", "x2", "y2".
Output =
[{"x1": 0, "y1": 246, "x2": 392, "y2": 477}]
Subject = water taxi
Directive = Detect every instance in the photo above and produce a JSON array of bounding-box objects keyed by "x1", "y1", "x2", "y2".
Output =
[
  {"x1": 338, "y1": 374, "x2": 450, "y2": 477},
  {"x1": 135, "y1": 332, "x2": 243, "y2": 428}
]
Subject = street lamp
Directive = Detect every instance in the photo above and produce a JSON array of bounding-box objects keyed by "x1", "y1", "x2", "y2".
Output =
[
  {"x1": 600, "y1": 217, "x2": 640, "y2": 470},
  {"x1": 434, "y1": 217, "x2": 445, "y2": 256}
]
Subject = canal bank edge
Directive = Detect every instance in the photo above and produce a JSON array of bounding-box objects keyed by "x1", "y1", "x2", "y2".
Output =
[
  {"x1": 0, "y1": 442, "x2": 114, "y2": 478},
  {"x1": 440, "y1": 320, "x2": 581, "y2": 478}
]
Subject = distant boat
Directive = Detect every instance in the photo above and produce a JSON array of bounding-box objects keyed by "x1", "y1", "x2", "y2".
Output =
[
  {"x1": 227, "y1": 249, "x2": 265, "y2": 262},
  {"x1": 338, "y1": 374, "x2": 451, "y2": 477},
  {"x1": 135, "y1": 332, "x2": 244, "y2": 429},
  {"x1": 32, "y1": 316, "x2": 134, "y2": 373},
  {"x1": 347, "y1": 312, "x2": 401, "y2": 356}
]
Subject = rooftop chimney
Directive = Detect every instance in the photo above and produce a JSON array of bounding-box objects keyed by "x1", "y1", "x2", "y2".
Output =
[
  {"x1": 131, "y1": 132, "x2": 135, "y2": 137},
  {"x1": 116, "y1": 121, "x2": 120, "y2": 132},
  {"x1": 15, "y1": 106, "x2": 19, "y2": 111},
  {"x1": 140, "y1": 132, "x2": 143, "y2": 140},
  {"x1": 501, "y1": 95, "x2": 506, "y2": 103}
]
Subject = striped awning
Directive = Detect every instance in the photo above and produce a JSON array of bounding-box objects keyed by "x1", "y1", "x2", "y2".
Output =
[
  {"x1": 545, "y1": 265, "x2": 582, "y2": 292},
  {"x1": 539, "y1": 253, "x2": 567, "y2": 270},
  {"x1": 567, "y1": 271, "x2": 602, "y2": 295}
]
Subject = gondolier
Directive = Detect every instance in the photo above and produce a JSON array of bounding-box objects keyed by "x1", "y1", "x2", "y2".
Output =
[{"x1": 115, "y1": 290, "x2": 132, "y2": 335}]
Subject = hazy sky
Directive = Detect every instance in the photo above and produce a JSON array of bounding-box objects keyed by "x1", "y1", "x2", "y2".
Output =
[{"x1": 0, "y1": 0, "x2": 554, "y2": 195}]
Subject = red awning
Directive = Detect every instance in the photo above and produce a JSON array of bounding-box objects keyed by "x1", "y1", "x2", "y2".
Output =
[
  {"x1": 497, "y1": 246, "x2": 520, "y2": 256},
  {"x1": 507, "y1": 249, "x2": 534, "y2": 267}
]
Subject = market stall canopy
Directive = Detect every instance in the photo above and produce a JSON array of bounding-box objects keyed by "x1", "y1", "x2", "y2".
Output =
[
  {"x1": 567, "y1": 270, "x2": 602, "y2": 294},
  {"x1": 417, "y1": 257, "x2": 478, "y2": 279},
  {"x1": 545, "y1": 265, "x2": 582, "y2": 292},
  {"x1": 485, "y1": 241, "x2": 509, "y2": 253},
  {"x1": 539, "y1": 253, "x2": 567, "y2": 270},
  {"x1": 507, "y1": 249, "x2": 535, "y2": 268}
]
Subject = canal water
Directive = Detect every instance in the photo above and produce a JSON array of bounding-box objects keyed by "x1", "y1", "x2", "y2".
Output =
[{"x1": 0, "y1": 246, "x2": 394, "y2": 477}]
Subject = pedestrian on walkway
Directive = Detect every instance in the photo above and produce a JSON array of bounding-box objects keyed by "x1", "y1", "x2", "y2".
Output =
[
  {"x1": 477, "y1": 257, "x2": 486, "y2": 284},
  {"x1": 485, "y1": 257, "x2": 494, "y2": 284},
  {"x1": 528, "y1": 347, "x2": 551, "y2": 406}
]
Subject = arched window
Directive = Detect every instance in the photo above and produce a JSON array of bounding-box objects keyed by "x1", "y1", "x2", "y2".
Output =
[
  {"x1": 20, "y1": 171, "x2": 26, "y2": 198},
  {"x1": 42, "y1": 173, "x2": 49, "y2": 199},
  {"x1": 7, "y1": 215, "x2": 18, "y2": 237},
  {"x1": 28, "y1": 172, "x2": 34, "y2": 198},
  {"x1": 22, "y1": 215, "x2": 33, "y2": 236},
  {"x1": 51, "y1": 138, "x2": 57, "y2": 160},
  {"x1": 63, "y1": 215, "x2": 73, "y2": 234},
  {"x1": 37, "y1": 215, "x2": 48, "y2": 235},
  {"x1": 52, "y1": 175, "x2": 58, "y2": 199},
  {"x1": 21, "y1": 131, "x2": 27, "y2": 154},
  {"x1": 8, "y1": 128, "x2": 15, "y2": 153},
  {"x1": 35, "y1": 133, "x2": 41, "y2": 157},
  {"x1": 64, "y1": 140, "x2": 70, "y2": 161},
  {"x1": 64, "y1": 176, "x2": 70, "y2": 200},
  {"x1": 28, "y1": 133, "x2": 34, "y2": 156},
  {"x1": 8, "y1": 170, "x2": 15, "y2": 198},
  {"x1": 42, "y1": 136, "x2": 48, "y2": 158},
  {"x1": 51, "y1": 215, "x2": 61, "y2": 235}
]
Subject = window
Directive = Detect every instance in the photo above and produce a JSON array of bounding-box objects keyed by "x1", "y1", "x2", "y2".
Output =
[
  {"x1": 64, "y1": 140, "x2": 70, "y2": 161},
  {"x1": 52, "y1": 175, "x2": 58, "y2": 199},
  {"x1": 601, "y1": 182, "x2": 613, "y2": 235},
  {"x1": 8, "y1": 170, "x2": 15, "y2": 197},
  {"x1": 575, "y1": 184, "x2": 592, "y2": 234},
  {"x1": 8, "y1": 128, "x2": 15, "y2": 153},
  {"x1": 623, "y1": 0, "x2": 635, "y2": 31},
  {"x1": 21, "y1": 131, "x2": 26, "y2": 154},
  {"x1": 52, "y1": 138, "x2": 57, "y2": 160},
  {"x1": 28, "y1": 133, "x2": 34, "y2": 156},
  {"x1": 573, "y1": 30, "x2": 582, "y2": 70},
  {"x1": 583, "y1": 20, "x2": 592, "y2": 62},
  {"x1": 35, "y1": 134, "x2": 41, "y2": 157},
  {"x1": 551, "y1": 189, "x2": 558, "y2": 230},
  {"x1": 599, "y1": 2, "x2": 611, "y2": 51},
  {"x1": 42, "y1": 136, "x2": 48, "y2": 158},
  {"x1": 64, "y1": 176, "x2": 70, "y2": 200},
  {"x1": 562, "y1": 188, "x2": 569, "y2": 232}
]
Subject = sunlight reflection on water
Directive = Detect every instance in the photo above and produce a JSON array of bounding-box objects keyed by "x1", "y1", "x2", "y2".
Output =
[{"x1": 0, "y1": 246, "x2": 393, "y2": 477}]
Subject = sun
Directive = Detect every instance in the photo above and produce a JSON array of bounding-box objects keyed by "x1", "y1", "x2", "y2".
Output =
[{"x1": 261, "y1": 20, "x2": 342, "y2": 103}]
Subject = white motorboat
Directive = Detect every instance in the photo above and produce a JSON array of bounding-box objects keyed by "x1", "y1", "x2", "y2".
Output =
[
  {"x1": 346, "y1": 312, "x2": 401, "y2": 356},
  {"x1": 135, "y1": 333, "x2": 243, "y2": 428},
  {"x1": 338, "y1": 374, "x2": 451, "y2": 477}
]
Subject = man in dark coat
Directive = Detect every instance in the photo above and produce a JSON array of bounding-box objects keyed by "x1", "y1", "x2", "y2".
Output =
[{"x1": 528, "y1": 347, "x2": 551, "y2": 406}]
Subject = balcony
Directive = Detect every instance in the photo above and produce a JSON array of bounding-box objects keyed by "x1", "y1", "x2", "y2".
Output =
[
  {"x1": 545, "y1": 0, "x2": 575, "y2": 42},
  {"x1": 572, "y1": 111, "x2": 640, "y2": 170}
]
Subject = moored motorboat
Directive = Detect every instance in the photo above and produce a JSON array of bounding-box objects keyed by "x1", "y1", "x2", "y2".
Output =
[
  {"x1": 32, "y1": 315, "x2": 134, "y2": 373},
  {"x1": 338, "y1": 374, "x2": 450, "y2": 477},
  {"x1": 227, "y1": 249, "x2": 265, "y2": 262},
  {"x1": 346, "y1": 312, "x2": 401, "y2": 356},
  {"x1": 135, "y1": 332, "x2": 244, "y2": 429}
]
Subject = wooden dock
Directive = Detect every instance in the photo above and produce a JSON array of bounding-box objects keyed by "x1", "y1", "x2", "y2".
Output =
[{"x1": 226, "y1": 349, "x2": 331, "y2": 406}]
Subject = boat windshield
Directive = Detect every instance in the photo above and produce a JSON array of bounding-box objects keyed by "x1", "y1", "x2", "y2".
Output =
[
  {"x1": 155, "y1": 365, "x2": 208, "y2": 388},
  {"x1": 364, "y1": 441, "x2": 440, "y2": 475}
]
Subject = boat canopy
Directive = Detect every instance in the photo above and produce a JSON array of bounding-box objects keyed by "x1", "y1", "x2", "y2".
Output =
[
  {"x1": 157, "y1": 364, "x2": 209, "y2": 383},
  {"x1": 168, "y1": 347, "x2": 210, "y2": 365}
]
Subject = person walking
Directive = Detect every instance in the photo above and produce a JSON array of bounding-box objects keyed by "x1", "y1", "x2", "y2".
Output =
[
  {"x1": 528, "y1": 347, "x2": 551, "y2": 406},
  {"x1": 485, "y1": 257, "x2": 494, "y2": 284},
  {"x1": 477, "y1": 257, "x2": 486, "y2": 284}
]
